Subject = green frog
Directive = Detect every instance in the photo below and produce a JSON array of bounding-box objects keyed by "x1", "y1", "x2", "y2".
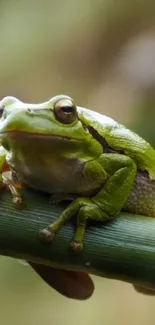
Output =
[{"x1": 0, "y1": 95, "x2": 155, "y2": 253}]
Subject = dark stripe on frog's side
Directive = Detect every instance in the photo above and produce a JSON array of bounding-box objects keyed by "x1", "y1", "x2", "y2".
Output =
[
  {"x1": 87, "y1": 126, "x2": 124, "y2": 154},
  {"x1": 86, "y1": 125, "x2": 155, "y2": 217}
]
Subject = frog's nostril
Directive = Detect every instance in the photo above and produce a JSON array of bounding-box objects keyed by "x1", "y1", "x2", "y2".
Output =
[{"x1": 27, "y1": 108, "x2": 34, "y2": 115}]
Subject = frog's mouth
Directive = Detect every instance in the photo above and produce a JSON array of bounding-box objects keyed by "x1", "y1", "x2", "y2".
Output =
[{"x1": 0, "y1": 130, "x2": 76, "y2": 142}]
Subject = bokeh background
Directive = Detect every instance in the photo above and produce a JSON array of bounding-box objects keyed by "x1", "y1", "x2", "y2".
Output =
[{"x1": 1, "y1": 0, "x2": 155, "y2": 324}]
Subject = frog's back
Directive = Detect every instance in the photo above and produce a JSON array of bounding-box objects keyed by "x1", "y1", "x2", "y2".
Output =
[{"x1": 78, "y1": 106, "x2": 155, "y2": 178}]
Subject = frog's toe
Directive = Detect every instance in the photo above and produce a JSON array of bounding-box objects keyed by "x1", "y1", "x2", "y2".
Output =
[
  {"x1": 12, "y1": 196, "x2": 26, "y2": 209},
  {"x1": 39, "y1": 228, "x2": 55, "y2": 244},
  {"x1": 70, "y1": 240, "x2": 84, "y2": 253}
]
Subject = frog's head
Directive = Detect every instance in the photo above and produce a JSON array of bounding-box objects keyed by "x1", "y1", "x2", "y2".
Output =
[
  {"x1": 0, "y1": 95, "x2": 90, "y2": 138},
  {"x1": 0, "y1": 95, "x2": 102, "y2": 157}
]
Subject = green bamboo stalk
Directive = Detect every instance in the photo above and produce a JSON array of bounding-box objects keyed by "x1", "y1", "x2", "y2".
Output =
[{"x1": 0, "y1": 187, "x2": 155, "y2": 289}]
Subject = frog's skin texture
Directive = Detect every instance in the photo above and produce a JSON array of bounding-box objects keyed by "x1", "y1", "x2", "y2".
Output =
[{"x1": 0, "y1": 95, "x2": 155, "y2": 252}]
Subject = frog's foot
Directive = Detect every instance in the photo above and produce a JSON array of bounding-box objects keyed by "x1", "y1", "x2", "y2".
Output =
[
  {"x1": 39, "y1": 198, "x2": 105, "y2": 253},
  {"x1": 70, "y1": 240, "x2": 84, "y2": 253},
  {"x1": 39, "y1": 228, "x2": 55, "y2": 244},
  {"x1": 2, "y1": 172, "x2": 26, "y2": 209}
]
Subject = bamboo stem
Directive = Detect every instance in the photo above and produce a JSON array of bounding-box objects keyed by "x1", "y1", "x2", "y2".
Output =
[{"x1": 0, "y1": 187, "x2": 155, "y2": 288}]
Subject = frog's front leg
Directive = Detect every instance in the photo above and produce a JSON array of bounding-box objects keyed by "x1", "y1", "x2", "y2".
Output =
[
  {"x1": 0, "y1": 146, "x2": 25, "y2": 208},
  {"x1": 2, "y1": 171, "x2": 26, "y2": 209},
  {"x1": 40, "y1": 154, "x2": 137, "y2": 252}
]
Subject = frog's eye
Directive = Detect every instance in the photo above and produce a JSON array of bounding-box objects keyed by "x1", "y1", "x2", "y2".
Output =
[{"x1": 54, "y1": 99, "x2": 77, "y2": 124}]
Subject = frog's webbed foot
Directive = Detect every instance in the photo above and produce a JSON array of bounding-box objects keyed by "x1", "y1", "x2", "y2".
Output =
[
  {"x1": 2, "y1": 171, "x2": 26, "y2": 209},
  {"x1": 39, "y1": 197, "x2": 105, "y2": 253}
]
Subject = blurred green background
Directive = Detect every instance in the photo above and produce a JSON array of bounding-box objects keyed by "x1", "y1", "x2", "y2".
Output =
[{"x1": 1, "y1": 0, "x2": 155, "y2": 324}]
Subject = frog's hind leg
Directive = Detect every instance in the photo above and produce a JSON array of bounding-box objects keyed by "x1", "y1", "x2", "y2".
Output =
[
  {"x1": 70, "y1": 203, "x2": 106, "y2": 253},
  {"x1": 39, "y1": 197, "x2": 106, "y2": 252},
  {"x1": 39, "y1": 153, "x2": 137, "y2": 252}
]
